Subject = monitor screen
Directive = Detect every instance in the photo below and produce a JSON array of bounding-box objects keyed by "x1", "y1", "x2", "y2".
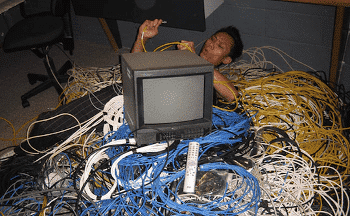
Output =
[{"x1": 142, "y1": 75, "x2": 204, "y2": 124}]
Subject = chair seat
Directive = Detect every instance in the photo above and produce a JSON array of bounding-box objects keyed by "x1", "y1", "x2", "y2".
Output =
[{"x1": 3, "y1": 15, "x2": 64, "y2": 53}]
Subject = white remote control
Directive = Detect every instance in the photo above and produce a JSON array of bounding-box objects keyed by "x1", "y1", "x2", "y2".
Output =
[{"x1": 183, "y1": 142, "x2": 200, "y2": 193}]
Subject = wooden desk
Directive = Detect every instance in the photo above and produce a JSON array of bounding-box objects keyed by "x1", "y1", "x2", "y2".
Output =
[
  {"x1": 279, "y1": 0, "x2": 350, "y2": 7},
  {"x1": 279, "y1": 0, "x2": 349, "y2": 87}
]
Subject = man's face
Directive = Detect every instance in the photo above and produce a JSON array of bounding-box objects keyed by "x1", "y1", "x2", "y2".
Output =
[{"x1": 200, "y1": 32, "x2": 234, "y2": 66}]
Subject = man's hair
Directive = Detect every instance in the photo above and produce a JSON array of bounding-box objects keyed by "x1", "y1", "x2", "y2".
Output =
[{"x1": 215, "y1": 26, "x2": 243, "y2": 62}]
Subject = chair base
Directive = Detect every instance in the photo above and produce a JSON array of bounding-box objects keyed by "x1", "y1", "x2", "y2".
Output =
[{"x1": 21, "y1": 59, "x2": 72, "y2": 108}]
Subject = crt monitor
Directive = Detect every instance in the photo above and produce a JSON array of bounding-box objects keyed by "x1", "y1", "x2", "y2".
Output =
[{"x1": 121, "y1": 50, "x2": 214, "y2": 145}]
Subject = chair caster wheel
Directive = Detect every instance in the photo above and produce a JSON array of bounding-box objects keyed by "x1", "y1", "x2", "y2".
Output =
[{"x1": 22, "y1": 99, "x2": 30, "y2": 108}]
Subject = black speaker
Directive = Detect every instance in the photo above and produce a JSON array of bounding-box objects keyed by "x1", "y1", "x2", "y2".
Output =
[{"x1": 71, "y1": 0, "x2": 206, "y2": 32}]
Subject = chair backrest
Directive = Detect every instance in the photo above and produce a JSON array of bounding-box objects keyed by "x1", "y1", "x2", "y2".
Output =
[
  {"x1": 20, "y1": 0, "x2": 52, "y2": 17},
  {"x1": 21, "y1": 0, "x2": 71, "y2": 17},
  {"x1": 20, "y1": 0, "x2": 74, "y2": 53}
]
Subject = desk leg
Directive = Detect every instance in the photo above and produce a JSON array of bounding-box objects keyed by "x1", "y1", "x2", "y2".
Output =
[
  {"x1": 329, "y1": 6, "x2": 345, "y2": 88},
  {"x1": 98, "y1": 18, "x2": 121, "y2": 53}
]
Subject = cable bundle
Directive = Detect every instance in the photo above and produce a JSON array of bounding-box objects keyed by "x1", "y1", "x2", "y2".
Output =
[
  {"x1": 251, "y1": 129, "x2": 349, "y2": 215},
  {"x1": 150, "y1": 163, "x2": 260, "y2": 216},
  {"x1": 218, "y1": 48, "x2": 350, "y2": 207},
  {"x1": 1, "y1": 103, "x2": 349, "y2": 215},
  {"x1": 223, "y1": 46, "x2": 317, "y2": 76},
  {"x1": 220, "y1": 70, "x2": 350, "y2": 185},
  {"x1": 61, "y1": 65, "x2": 122, "y2": 105},
  {"x1": 255, "y1": 145, "x2": 318, "y2": 214},
  {"x1": 71, "y1": 108, "x2": 255, "y2": 215},
  {"x1": 2, "y1": 45, "x2": 350, "y2": 215}
]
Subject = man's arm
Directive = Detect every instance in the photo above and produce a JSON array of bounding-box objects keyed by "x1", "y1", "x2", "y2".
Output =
[
  {"x1": 131, "y1": 19, "x2": 163, "y2": 53},
  {"x1": 131, "y1": 35, "x2": 148, "y2": 53},
  {"x1": 213, "y1": 69, "x2": 239, "y2": 102}
]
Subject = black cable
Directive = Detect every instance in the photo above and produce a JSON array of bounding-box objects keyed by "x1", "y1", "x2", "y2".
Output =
[
  {"x1": 0, "y1": 154, "x2": 46, "y2": 198},
  {"x1": 306, "y1": 70, "x2": 328, "y2": 85},
  {"x1": 0, "y1": 203, "x2": 41, "y2": 214}
]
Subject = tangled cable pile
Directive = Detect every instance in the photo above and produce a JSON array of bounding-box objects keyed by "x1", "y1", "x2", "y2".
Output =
[
  {"x1": 60, "y1": 65, "x2": 122, "y2": 105},
  {"x1": 216, "y1": 46, "x2": 350, "y2": 214},
  {"x1": 1, "y1": 105, "x2": 348, "y2": 215},
  {"x1": 1, "y1": 46, "x2": 349, "y2": 215},
  {"x1": 1, "y1": 108, "x2": 265, "y2": 215},
  {"x1": 217, "y1": 46, "x2": 349, "y2": 184},
  {"x1": 219, "y1": 70, "x2": 350, "y2": 185},
  {"x1": 251, "y1": 127, "x2": 349, "y2": 215}
]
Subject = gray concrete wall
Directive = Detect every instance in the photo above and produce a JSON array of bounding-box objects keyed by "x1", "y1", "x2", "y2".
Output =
[{"x1": 111, "y1": 0, "x2": 336, "y2": 75}]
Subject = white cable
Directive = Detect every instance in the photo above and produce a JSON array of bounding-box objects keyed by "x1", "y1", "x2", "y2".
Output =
[
  {"x1": 22, "y1": 112, "x2": 82, "y2": 155},
  {"x1": 46, "y1": 54, "x2": 65, "y2": 91},
  {"x1": 79, "y1": 138, "x2": 136, "y2": 201},
  {"x1": 34, "y1": 112, "x2": 104, "y2": 162},
  {"x1": 252, "y1": 141, "x2": 349, "y2": 215},
  {"x1": 62, "y1": 65, "x2": 121, "y2": 103},
  {"x1": 222, "y1": 46, "x2": 317, "y2": 80}
]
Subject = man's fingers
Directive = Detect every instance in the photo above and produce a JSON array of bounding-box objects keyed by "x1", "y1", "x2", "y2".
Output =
[
  {"x1": 149, "y1": 19, "x2": 162, "y2": 29},
  {"x1": 177, "y1": 44, "x2": 185, "y2": 50},
  {"x1": 155, "y1": 19, "x2": 163, "y2": 27},
  {"x1": 178, "y1": 40, "x2": 195, "y2": 52}
]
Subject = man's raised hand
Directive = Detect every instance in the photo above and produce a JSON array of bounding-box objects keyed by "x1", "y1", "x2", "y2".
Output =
[{"x1": 139, "y1": 19, "x2": 163, "y2": 40}]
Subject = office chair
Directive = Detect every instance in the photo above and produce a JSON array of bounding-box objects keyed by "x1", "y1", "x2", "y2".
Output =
[{"x1": 2, "y1": 0, "x2": 74, "y2": 108}]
